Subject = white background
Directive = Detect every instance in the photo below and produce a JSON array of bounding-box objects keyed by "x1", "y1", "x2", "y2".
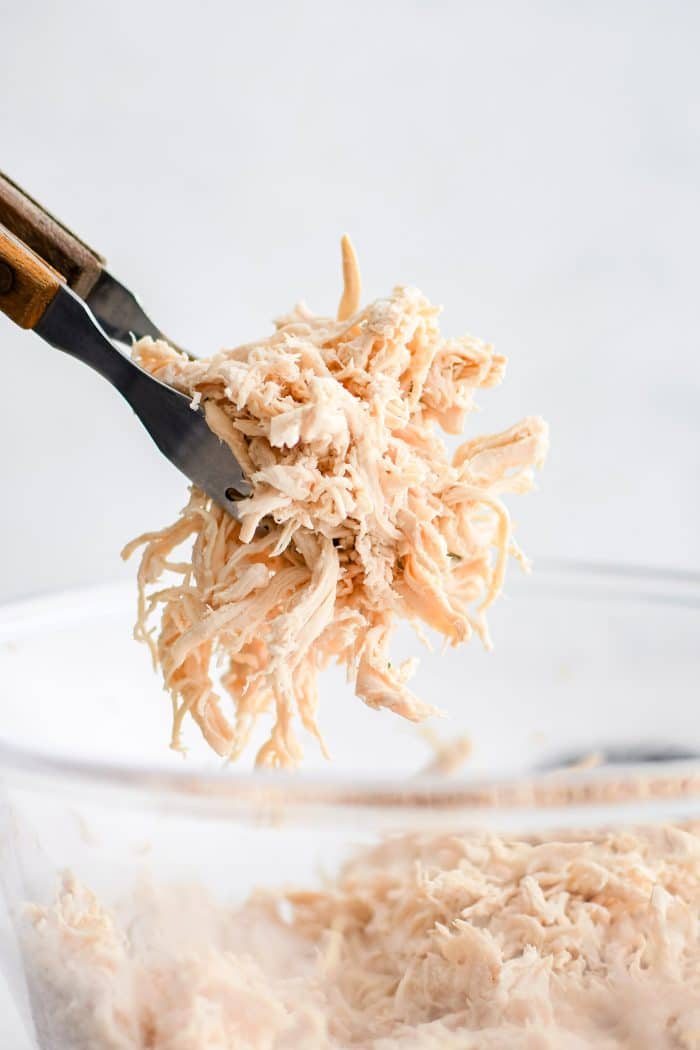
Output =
[{"x1": 1, "y1": 0, "x2": 699, "y2": 1044}]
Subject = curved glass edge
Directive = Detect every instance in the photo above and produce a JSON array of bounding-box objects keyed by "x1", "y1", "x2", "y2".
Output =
[
  {"x1": 0, "y1": 561, "x2": 698, "y2": 642},
  {"x1": 3, "y1": 740, "x2": 700, "y2": 826},
  {"x1": 0, "y1": 562, "x2": 698, "y2": 813}
]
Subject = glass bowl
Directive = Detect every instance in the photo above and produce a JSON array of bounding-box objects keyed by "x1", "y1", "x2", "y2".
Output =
[{"x1": 0, "y1": 562, "x2": 697, "y2": 1048}]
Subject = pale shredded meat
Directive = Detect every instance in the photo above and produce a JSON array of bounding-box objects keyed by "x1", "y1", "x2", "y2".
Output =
[
  {"x1": 123, "y1": 242, "x2": 548, "y2": 766},
  {"x1": 26, "y1": 824, "x2": 700, "y2": 1048},
  {"x1": 419, "y1": 726, "x2": 473, "y2": 776}
]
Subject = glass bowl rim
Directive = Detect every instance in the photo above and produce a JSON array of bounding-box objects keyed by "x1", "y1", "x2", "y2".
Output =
[{"x1": 0, "y1": 559, "x2": 698, "y2": 816}]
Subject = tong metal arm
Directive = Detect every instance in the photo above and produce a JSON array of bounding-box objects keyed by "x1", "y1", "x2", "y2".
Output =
[
  {"x1": 0, "y1": 174, "x2": 249, "y2": 510},
  {"x1": 0, "y1": 170, "x2": 185, "y2": 351}
]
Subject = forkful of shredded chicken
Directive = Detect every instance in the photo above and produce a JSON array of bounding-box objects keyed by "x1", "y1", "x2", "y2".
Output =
[{"x1": 123, "y1": 239, "x2": 548, "y2": 767}]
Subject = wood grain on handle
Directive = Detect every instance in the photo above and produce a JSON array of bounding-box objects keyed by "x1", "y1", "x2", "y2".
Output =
[
  {"x1": 0, "y1": 172, "x2": 104, "y2": 299},
  {"x1": 0, "y1": 225, "x2": 64, "y2": 328}
]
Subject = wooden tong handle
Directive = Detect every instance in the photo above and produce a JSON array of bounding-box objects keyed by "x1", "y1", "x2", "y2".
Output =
[
  {"x1": 0, "y1": 224, "x2": 63, "y2": 329},
  {"x1": 0, "y1": 172, "x2": 104, "y2": 299}
]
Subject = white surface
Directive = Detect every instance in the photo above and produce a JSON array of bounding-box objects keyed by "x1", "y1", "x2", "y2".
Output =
[
  {"x1": 1, "y1": 1, "x2": 699, "y2": 609},
  {"x1": 2, "y1": 1, "x2": 699, "y2": 1044}
]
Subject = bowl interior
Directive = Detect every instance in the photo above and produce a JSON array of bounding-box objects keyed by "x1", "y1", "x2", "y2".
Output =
[{"x1": 0, "y1": 563, "x2": 697, "y2": 783}]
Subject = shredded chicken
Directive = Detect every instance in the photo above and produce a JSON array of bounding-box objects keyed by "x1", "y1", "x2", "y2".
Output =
[
  {"x1": 419, "y1": 726, "x2": 473, "y2": 776},
  {"x1": 26, "y1": 823, "x2": 700, "y2": 1049},
  {"x1": 123, "y1": 242, "x2": 548, "y2": 766}
]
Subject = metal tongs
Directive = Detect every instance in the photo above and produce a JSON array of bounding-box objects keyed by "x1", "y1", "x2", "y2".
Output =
[{"x1": 0, "y1": 172, "x2": 249, "y2": 509}]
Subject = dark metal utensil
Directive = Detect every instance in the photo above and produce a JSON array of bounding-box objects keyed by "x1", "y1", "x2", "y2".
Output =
[
  {"x1": 0, "y1": 170, "x2": 189, "y2": 353},
  {"x1": 0, "y1": 198, "x2": 249, "y2": 511}
]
